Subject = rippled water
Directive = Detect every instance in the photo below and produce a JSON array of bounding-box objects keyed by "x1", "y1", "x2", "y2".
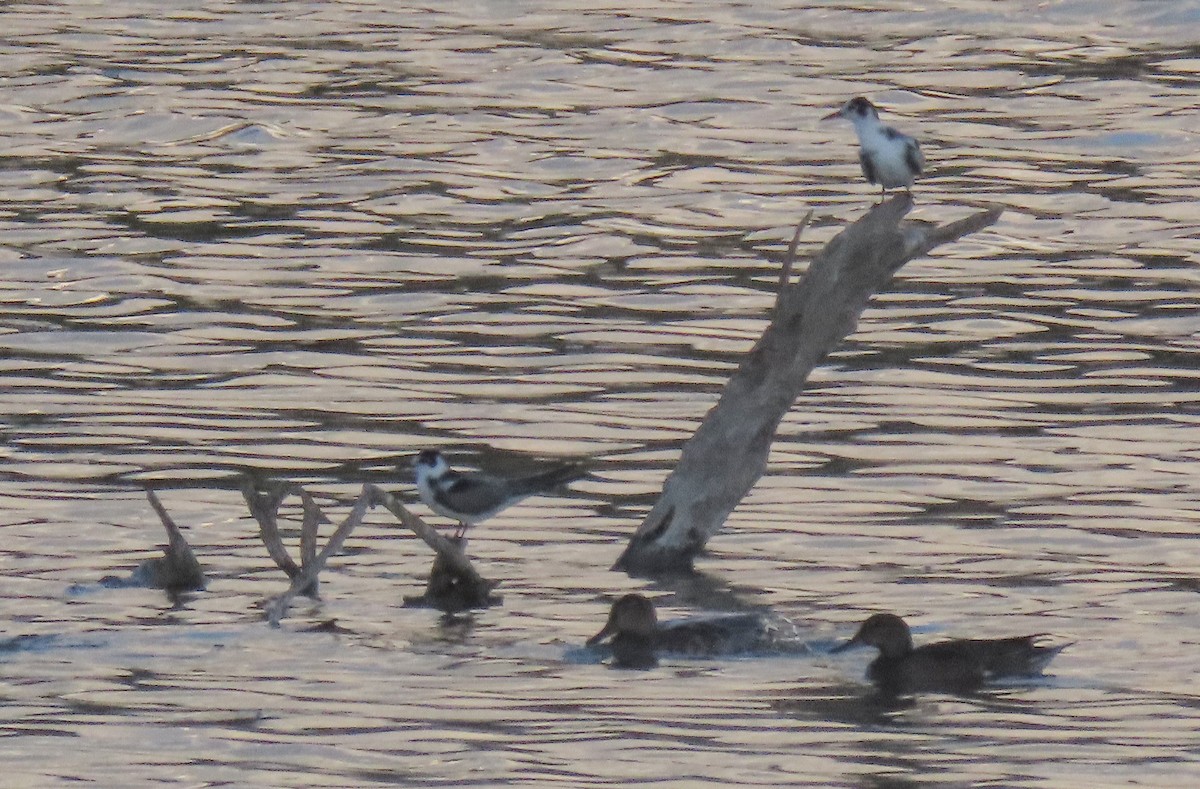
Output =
[{"x1": 3, "y1": 1, "x2": 1200, "y2": 785}]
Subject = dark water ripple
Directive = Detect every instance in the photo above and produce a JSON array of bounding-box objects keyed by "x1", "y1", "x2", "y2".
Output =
[{"x1": 2, "y1": 0, "x2": 1200, "y2": 785}]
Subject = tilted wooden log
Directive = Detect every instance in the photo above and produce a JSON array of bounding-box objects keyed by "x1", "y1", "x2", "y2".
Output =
[
  {"x1": 130, "y1": 489, "x2": 206, "y2": 591},
  {"x1": 366, "y1": 484, "x2": 501, "y2": 611},
  {"x1": 615, "y1": 195, "x2": 1003, "y2": 573}
]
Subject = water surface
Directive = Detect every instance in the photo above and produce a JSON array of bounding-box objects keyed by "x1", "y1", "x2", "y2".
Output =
[{"x1": 2, "y1": 1, "x2": 1200, "y2": 785}]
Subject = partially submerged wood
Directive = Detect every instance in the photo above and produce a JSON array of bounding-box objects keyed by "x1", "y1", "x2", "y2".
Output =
[
  {"x1": 365, "y1": 484, "x2": 501, "y2": 612},
  {"x1": 246, "y1": 479, "x2": 499, "y2": 624},
  {"x1": 139, "y1": 490, "x2": 207, "y2": 590},
  {"x1": 101, "y1": 490, "x2": 206, "y2": 592},
  {"x1": 615, "y1": 196, "x2": 1003, "y2": 574},
  {"x1": 261, "y1": 486, "x2": 368, "y2": 626},
  {"x1": 242, "y1": 479, "x2": 325, "y2": 598}
]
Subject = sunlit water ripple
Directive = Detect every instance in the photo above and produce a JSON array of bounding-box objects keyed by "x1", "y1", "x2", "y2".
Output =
[{"x1": 2, "y1": 1, "x2": 1199, "y2": 786}]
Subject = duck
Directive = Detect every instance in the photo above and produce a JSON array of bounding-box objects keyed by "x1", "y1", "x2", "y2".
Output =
[
  {"x1": 832, "y1": 612, "x2": 1068, "y2": 694},
  {"x1": 586, "y1": 593, "x2": 780, "y2": 669}
]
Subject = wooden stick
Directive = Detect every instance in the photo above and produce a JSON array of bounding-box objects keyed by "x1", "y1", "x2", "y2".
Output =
[
  {"x1": 364, "y1": 484, "x2": 498, "y2": 595},
  {"x1": 240, "y1": 480, "x2": 302, "y2": 580},
  {"x1": 264, "y1": 487, "x2": 371, "y2": 627},
  {"x1": 776, "y1": 209, "x2": 814, "y2": 295},
  {"x1": 138, "y1": 489, "x2": 206, "y2": 590}
]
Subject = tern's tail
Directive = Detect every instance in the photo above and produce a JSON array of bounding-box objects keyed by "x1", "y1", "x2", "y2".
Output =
[{"x1": 512, "y1": 462, "x2": 589, "y2": 496}]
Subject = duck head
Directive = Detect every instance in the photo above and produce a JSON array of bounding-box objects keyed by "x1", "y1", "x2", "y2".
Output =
[
  {"x1": 587, "y1": 593, "x2": 658, "y2": 646},
  {"x1": 832, "y1": 612, "x2": 914, "y2": 660}
]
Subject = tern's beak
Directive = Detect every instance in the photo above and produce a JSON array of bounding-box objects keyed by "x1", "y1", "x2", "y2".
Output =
[{"x1": 820, "y1": 108, "x2": 845, "y2": 122}]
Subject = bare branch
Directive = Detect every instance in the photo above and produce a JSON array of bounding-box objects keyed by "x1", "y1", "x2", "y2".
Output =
[
  {"x1": 264, "y1": 486, "x2": 370, "y2": 627},
  {"x1": 776, "y1": 209, "x2": 814, "y2": 295},
  {"x1": 240, "y1": 480, "x2": 302, "y2": 580},
  {"x1": 616, "y1": 197, "x2": 1004, "y2": 573},
  {"x1": 134, "y1": 489, "x2": 206, "y2": 591},
  {"x1": 365, "y1": 484, "x2": 499, "y2": 602}
]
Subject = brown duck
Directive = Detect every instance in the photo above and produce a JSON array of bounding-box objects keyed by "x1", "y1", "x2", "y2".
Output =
[
  {"x1": 833, "y1": 613, "x2": 1068, "y2": 694},
  {"x1": 587, "y1": 593, "x2": 776, "y2": 669}
]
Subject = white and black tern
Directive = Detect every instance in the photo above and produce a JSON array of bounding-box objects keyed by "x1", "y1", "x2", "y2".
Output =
[
  {"x1": 413, "y1": 449, "x2": 587, "y2": 538},
  {"x1": 822, "y1": 96, "x2": 924, "y2": 196}
]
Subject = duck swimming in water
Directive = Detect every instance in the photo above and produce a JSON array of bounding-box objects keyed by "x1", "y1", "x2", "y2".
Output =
[
  {"x1": 832, "y1": 612, "x2": 1068, "y2": 694},
  {"x1": 586, "y1": 593, "x2": 784, "y2": 669}
]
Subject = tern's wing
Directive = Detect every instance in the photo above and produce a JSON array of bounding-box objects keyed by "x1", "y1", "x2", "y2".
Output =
[
  {"x1": 858, "y1": 150, "x2": 878, "y2": 184},
  {"x1": 510, "y1": 463, "x2": 587, "y2": 496},
  {"x1": 904, "y1": 137, "x2": 924, "y2": 175},
  {"x1": 434, "y1": 474, "x2": 508, "y2": 517}
]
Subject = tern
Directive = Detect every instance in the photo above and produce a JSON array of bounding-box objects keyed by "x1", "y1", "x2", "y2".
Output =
[
  {"x1": 413, "y1": 449, "x2": 587, "y2": 538},
  {"x1": 822, "y1": 96, "x2": 924, "y2": 196}
]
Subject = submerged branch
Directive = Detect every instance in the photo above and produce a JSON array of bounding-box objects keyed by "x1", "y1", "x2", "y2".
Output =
[
  {"x1": 263, "y1": 487, "x2": 371, "y2": 627},
  {"x1": 251, "y1": 480, "x2": 499, "y2": 624},
  {"x1": 131, "y1": 489, "x2": 206, "y2": 591},
  {"x1": 241, "y1": 480, "x2": 304, "y2": 583},
  {"x1": 366, "y1": 484, "x2": 500, "y2": 611}
]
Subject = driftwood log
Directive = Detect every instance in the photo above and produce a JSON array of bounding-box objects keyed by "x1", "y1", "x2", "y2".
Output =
[
  {"x1": 367, "y1": 484, "x2": 501, "y2": 612},
  {"x1": 615, "y1": 195, "x2": 1003, "y2": 573},
  {"x1": 103, "y1": 489, "x2": 206, "y2": 593},
  {"x1": 240, "y1": 479, "x2": 498, "y2": 625}
]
